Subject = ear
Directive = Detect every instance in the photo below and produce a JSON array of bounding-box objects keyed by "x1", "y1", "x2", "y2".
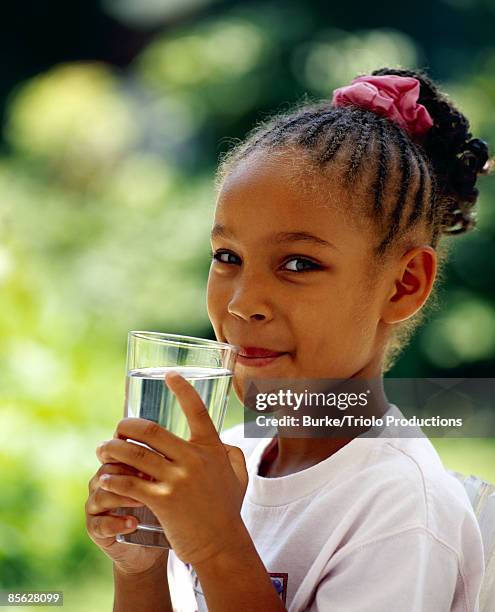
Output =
[{"x1": 382, "y1": 246, "x2": 437, "y2": 324}]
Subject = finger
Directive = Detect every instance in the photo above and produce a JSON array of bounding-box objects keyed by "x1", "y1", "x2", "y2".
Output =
[
  {"x1": 96, "y1": 441, "x2": 138, "y2": 466},
  {"x1": 88, "y1": 462, "x2": 144, "y2": 494},
  {"x1": 88, "y1": 513, "x2": 139, "y2": 540},
  {"x1": 97, "y1": 472, "x2": 156, "y2": 506},
  {"x1": 86, "y1": 486, "x2": 145, "y2": 515},
  {"x1": 96, "y1": 439, "x2": 172, "y2": 482},
  {"x1": 96, "y1": 441, "x2": 154, "y2": 467},
  {"x1": 112, "y1": 418, "x2": 187, "y2": 462},
  {"x1": 164, "y1": 371, "x2": 219, "y2": 444}
]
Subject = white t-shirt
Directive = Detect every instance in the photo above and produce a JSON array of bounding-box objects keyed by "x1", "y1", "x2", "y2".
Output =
[{"x1": 167, "y1": 403, "x2": 484, "y2": 611}]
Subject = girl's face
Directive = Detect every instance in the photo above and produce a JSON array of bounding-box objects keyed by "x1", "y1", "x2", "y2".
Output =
[{"x1": 207, "y1": 152, "x2": 392, "y2": 400}]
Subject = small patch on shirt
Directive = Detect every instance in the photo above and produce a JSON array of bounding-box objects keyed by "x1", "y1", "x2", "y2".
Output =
[
  {"x1": 269, "y1": 572, "x2": 288, "y2": 604},
  {"x1": 186, "y1": 563, "x2": 288, "y2": 607}
]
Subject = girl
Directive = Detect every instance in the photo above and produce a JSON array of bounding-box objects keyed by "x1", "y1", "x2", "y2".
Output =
[{"x1": 85, "y1": 67, "x2": 492, "y2": 611}]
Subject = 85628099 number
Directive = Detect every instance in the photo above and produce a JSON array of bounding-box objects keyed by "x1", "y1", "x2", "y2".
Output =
[{"x1": 0, "y1": 591, "x2": 63, "y2": 606}]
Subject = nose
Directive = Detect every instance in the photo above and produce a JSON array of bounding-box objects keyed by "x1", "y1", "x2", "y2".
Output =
[
  {"x1": 227, "y1": 278, "x2": 273, "y2": 322},
  {"x1": 229, "y1": 309, "x2": 266, "y2": 322}
]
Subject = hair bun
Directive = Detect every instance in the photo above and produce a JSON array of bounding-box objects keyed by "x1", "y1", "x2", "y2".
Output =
[
  {"x1": 451, "y1": 138, "x2": 489, "y2": 204},
  {"x1": 462, "y1": 138, "x2": 489, "y2": 172}
]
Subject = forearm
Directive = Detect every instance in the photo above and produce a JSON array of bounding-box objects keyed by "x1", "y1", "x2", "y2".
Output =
[
  {"x1": 193, "y1": 522, "x2": 286, "y2": 612},
  {"x1": 113, "y1": 557, "x2": 173, "y2": 612}
]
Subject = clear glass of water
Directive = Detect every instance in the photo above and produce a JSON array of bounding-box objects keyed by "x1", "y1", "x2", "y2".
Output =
[{"x1": 114, "y1": 331, "x2": 239, "y2": 548}]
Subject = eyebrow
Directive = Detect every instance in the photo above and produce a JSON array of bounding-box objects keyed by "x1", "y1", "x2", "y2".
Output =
[{"x1": 210, "y1": 224, "x2": 339, "y2": 251}]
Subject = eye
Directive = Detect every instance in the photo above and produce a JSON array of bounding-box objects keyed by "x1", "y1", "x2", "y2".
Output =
[
  {"x1": 210, "y1": 249, "x2": 240, "y2": 265},
  {"x1": 283, "y1": 257, "x2": 322, "y2": 273}
]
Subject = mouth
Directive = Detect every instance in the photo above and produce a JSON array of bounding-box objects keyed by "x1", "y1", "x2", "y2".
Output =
[{"x1": 235, "y1": 346, "x2": 289, "y2": 368}]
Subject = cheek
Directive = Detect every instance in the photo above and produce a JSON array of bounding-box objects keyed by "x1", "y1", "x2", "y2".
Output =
[
  {"x1": 291, "y1": 289, "x2": 373, "y2": 357},
  {"x1": 287, "y1": 291, "x2": 342, "y2": 337},
  {"x1": 206, "y1": 272, "x2": 223, "y2": 322},
  {"x1": 206, "y1": 272, "x2": 235, "y2": 343},
  {"x1": 335, "y1": 293, "x2": 380, "y2": 366}
]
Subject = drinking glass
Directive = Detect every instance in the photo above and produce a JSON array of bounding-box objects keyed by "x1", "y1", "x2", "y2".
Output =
[{"x1": 114, "y1": 331, "x2": 239, "y2": 548}]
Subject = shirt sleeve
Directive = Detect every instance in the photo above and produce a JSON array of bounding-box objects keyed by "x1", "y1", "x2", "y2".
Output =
[{"x1": 312, "y1": 527, "x2": 474, "y2": 612}]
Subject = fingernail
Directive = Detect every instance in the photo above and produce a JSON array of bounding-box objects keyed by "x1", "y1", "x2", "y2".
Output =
[{"x1": 125, "y1": 518, "x2": 135, "y2": 529}]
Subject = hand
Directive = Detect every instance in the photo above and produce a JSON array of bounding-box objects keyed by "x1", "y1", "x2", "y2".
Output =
[
  {"x1": 96, "y1": 371, "x2": 249, "y2": 566},
  {"x1": 85, "y1": 461, "x2": 168, "y2": 576}
]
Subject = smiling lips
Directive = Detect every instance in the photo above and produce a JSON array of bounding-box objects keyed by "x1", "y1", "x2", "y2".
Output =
[
  {"x1": 236, "y1": 346, "x2": 287, "y2": 367},
  {"x1": 239, "y1": 346, "x2": 284, "y2": 357}
]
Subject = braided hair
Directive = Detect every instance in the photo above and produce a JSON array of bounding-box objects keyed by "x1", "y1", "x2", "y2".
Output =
[{"x1": 215, "y1": 67, "x2": 493, "y2": 372}]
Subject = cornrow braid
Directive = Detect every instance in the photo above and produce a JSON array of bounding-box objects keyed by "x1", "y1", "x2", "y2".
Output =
[
  {"x1": 319, "y1": 113, "x2": 355, "y2": 165},
  {"x1": 404, "y1": 145, "x2": 427, "y2": 231},
  {"x1": 298, "y1": 111, "x2": 340, "y2": 148},
  {"x1": 345, "y1": 118, "x2": 373, "y2": 184},
  {"x1": 240, "y1": 107, "x2": 323, "y2": 159},
  {"x1": 376, "y1": 124, "x2": 414, "y2": 255},
  {"x1": 371, "y1": 120, "x2": 390, "y2": 219},
  {"x1": 427, "y1": 163, "x2": 438, "y2": 233},
  {"x1": 269, "y1": 108, "x2": 329, "y2": 146}
]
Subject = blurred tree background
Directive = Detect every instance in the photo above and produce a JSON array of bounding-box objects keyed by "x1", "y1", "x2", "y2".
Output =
[{"x1": 0, "y1": 0, "x2": 494, "y2": 609}]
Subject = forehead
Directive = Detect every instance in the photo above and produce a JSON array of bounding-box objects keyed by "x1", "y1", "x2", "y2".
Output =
[{"x1": 214, "y1": 150, "x2": 365, "y2": 247}]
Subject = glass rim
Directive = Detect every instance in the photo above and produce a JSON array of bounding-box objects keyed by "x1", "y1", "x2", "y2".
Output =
[{"x1": 129, "y1": 331, "x2": 240, "y2": 353}]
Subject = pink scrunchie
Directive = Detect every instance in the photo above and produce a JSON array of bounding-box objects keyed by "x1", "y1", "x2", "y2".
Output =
[{"x1": 331, "y1": 75, "x2": 434, "y2": 138}]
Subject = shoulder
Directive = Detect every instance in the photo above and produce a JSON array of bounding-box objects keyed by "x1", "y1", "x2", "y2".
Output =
[
  {"x1": 337, "y1": 436, "x2": 481, "y2": 556},
  {"x1": 381, "y1": 437, "x2": 476, "y2": 519}
]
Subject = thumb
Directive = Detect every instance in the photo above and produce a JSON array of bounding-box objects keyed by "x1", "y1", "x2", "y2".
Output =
[{"x1": 223, "y1": 443, "x2": 248, "y2": 493}]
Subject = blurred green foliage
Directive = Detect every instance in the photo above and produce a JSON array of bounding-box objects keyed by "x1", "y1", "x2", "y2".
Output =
[{"x1": 0, "y1": 1, "x2": 494, "y2": 608}]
